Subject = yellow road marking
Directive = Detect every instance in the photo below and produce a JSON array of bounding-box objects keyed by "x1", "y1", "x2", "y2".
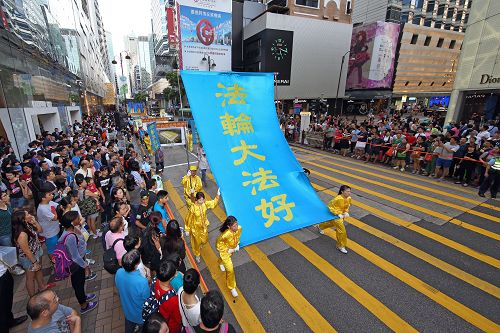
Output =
[
  {"x1": 293, "y1": 146, "x2": 500, "y2": 212},
  {"x1": 246, "y1": 245, "x2": 337, "y2": 333},
  {"x1": 304, "y1": 162, "x2": 500, "y2": 241},
  {"x1": 323, "y1": 229, "x2": 500, "y2": 332},
  {"x1": 311, "y1": 182, "x2": 500, "y2": 269},
  {"x1": 164, "y1": 181, "x2": 266, "y2": 333},
  {"x1": 309, "y1": 185, "x2": 499, "y2": 298},
  {"x1": 280, "y1": 234, "x2": 418, "y2": 332},
  {"x1": 301, "y1": 158, "x2": 500, "y2": 223}
]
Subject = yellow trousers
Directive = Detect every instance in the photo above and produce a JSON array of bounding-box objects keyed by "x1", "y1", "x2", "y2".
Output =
[
  {"x1": 190, "y1": 230, "x2": 208, "y2": 257},
  {"x1": 319, "y1": 218, "x2": 347, "y2": 248},
  {"x1": 218, "y1": 254, "x2": 235, "y2": 290}
]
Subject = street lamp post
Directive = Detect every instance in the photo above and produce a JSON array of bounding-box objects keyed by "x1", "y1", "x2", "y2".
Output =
[
  {"x1": 112, "y1": 51, "x2": 131, "y2": 108},
  {"x1": 335, "y1": 50, "x2": 350, "y2": 118},
  {"x1": 202, "y1": 53, "x2": 216, "y2": 71}
]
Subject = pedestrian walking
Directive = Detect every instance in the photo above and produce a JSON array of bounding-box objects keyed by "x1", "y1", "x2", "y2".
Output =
[{"x1": 216, "y1": 216, "x2": 242, "y2": 298}]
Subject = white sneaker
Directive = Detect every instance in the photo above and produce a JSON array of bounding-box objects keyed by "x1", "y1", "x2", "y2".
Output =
[
  {"x1": 86, "y1": 258, "x2": 96, "y2": 265},
  {"x1": 195, "y1": 256, "x2": 201, "y2": 263},
  {"x1": 400, "y1": 168, "x2": 405, "y2": 172},
  {"x1": 230, "y1": 288, "x2": 238, "y2": 297},
  {"x1": 219, "y1": 264, "x2": 226, "y2": 272},
  {"x1": 11, "y1": 265, "x2": 25, "y2": 275},
  {"x1": 316, "y1": 225, "x2": 324, "y2": 235},
  {"x1": 337, "y1": 247, "x2": 348, "y2": 254}
]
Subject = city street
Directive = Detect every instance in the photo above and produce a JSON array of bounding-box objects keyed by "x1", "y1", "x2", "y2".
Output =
[{"x1": 12, "y1": 142, "x2": 499, "y2": 332}]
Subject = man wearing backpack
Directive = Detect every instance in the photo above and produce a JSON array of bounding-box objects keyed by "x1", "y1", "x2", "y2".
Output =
[
  {"x1": 154, "y1": 261, "x2": 182, "y2": 333},
  {"x1": 190, "y1": 290, "x2": 236, "y2": 333},
  {"x1": 115, "y1": 250, "x2": 149, "y2": 333}
]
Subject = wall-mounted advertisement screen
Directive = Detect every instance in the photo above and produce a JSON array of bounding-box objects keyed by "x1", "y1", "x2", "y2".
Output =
[
  {"x1": 177, "y1": 0, "x2": 232, "y2": 71},
  {"x1": 346, "y1": 21, "x2": 400, "y2": 90},
  {"x1": 429, "y1": 96, "x2": 450, "y2": 108}
]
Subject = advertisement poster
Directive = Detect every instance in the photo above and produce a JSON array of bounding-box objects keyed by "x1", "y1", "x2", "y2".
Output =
[
  {"x1": 157, "y1": 127, "x2": 186, "y2": 146},
  {"x1": 346, "y1": 21, "x2": 400, "y2": 89},
  {"x1": 177, "y1": 0, "x2": 232, "y2": 71}
]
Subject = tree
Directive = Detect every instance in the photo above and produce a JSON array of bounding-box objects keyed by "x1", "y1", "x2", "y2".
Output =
[
  {"x1": 165, "y1": 71, "x2": 186, "y2": 104},
  {"x1": 134, "y1": 91, "x2": 148, "y2": 103},
  {"x1": 162, "y1": 87, "x2": 175, "y2": 104}
]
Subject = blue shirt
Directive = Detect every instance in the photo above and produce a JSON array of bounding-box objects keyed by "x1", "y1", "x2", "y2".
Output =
[
  {"x1": 171, "y1": 271, "x2": 183, "y2": 292},
  {"x1": 71, "y1": 155, "x2": 81, "y2": 167},
  {"x1": 115, "y1": 269, "x2": 150, "y2": 324},
  {"x1": 153, "y1": 202, "x2": 169, "y2": 233}
]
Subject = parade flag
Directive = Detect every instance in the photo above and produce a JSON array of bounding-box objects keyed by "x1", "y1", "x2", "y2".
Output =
[
  {"x1": 147, "y1": 122, "x2": 161, "y2": 152},
  {"x1": 181, "y1": 71, "x2": 335, "y2": 246}
]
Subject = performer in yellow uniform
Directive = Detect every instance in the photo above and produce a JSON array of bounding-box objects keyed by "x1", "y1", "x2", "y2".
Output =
[
  {"x1": 143, "y1": 132, "x2": 152, "y2": 154},
  {"x1": 189, "y1": 190, "x2": 220, "y2": 263},
  {"x1": 216, "y1": 216, "x2": 242, "y2": 298},
  {"x1": 187, "y1": 130, "x2": 193, "y2": 152},
  {"x1": 318, "y1": 185, "x2": 351, "y2": 254},
  {"x1": 181, "y1": 165, "x2": 203, "y2": 236}
]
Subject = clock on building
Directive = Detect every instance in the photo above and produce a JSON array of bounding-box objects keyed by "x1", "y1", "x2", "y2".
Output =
[{"x1": 271, "y1": 38, "x2": 289, "y2": 61}]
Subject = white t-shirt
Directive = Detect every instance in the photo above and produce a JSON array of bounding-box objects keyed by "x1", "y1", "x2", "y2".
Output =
[
  {"x1": 37, "y1": 201, "x2": 60, "y2": 238},
  {"x1": 177, "y1": 286, "x2": 201, "y2": 329},
  {"x1": 477, "y1": 131, "x2": 490, "y2": 145}
]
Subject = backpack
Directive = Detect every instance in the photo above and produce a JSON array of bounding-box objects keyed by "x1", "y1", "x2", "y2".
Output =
[
  {"x1": 103, "y1": 238, "x2": 124, "y2": 274},
  {"x1": 183, "y1": 322, "x2": 229, "y2": 333},
  {"x1": 142, "y1": 278, "x2": 177, "y2": 321},
  {"x1": 52, "y1": 233, "x2": 79, "y2": 280}
]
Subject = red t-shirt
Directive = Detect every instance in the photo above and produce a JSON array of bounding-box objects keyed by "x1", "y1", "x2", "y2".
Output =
[{"x1": 154, "y1": 279, "x2": 182, "y2": 333}]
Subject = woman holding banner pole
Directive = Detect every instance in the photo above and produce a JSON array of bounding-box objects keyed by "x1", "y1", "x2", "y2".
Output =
[
  {"x1": 318, "y1": 185, "x2": 351, "y2": 254},
  {"x1": 216, "y1": 216, "x2": 242, "y2": 298},
  {"x1": 188, "y1": 190, "x2": 220, "y2": 263}
]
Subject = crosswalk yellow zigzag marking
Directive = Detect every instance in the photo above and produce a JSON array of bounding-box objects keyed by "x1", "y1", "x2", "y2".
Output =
[
  {"x1": 314, "y1": 183, "x2": 500, "y2": 299},
  {"x1": 300, "y1": 158, "x2": 500, "y2": 223},
  {"x1": 293, "y1": 146, "x2": 500, "y2": 212},
  {"x1": 164, "y1": 180, "x2": 266, "y2": 333},
  {"x1": 280, "y1": 233, "x2": 418, "y2": 333},
  {"x1": 323, "y1": 229, "x2": 500, "y2": 332},
  {"x1": 308, "y1": 171, "x2": 500, "y2": 267}
]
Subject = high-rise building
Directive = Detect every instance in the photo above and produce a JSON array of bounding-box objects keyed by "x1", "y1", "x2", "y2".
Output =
[
  {"x1": 265, "y1": 0, "x2": 353, "y2": 24},
  {"x1": 150, "y1": 0, "x2": 175, "y2": 83},
  {"x1": 125, "y1": 35, "x2": 155, "y2": 92},
  {"x1": 353, "y1": 0, "x2": 473, "y2": 32},
  {"x1": 0, "y1": 0, "x2": 112, "y2": 156}
]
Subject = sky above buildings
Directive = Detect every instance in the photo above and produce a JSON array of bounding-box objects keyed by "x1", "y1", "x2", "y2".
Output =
[{"x1": 100, "y1": 0, "x2": 152, "y2": 58}]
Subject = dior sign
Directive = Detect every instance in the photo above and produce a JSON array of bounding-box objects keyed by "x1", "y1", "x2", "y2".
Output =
[{"x1": 480, "y1": 74, "x2": 500, "y2": 84}]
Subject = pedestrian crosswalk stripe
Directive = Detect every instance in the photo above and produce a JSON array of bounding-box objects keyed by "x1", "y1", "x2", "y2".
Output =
[
  {"x1": 304, "y1": 162, "x2": 500, "y2": 242},
  {"x1": 280, "y1": 234, "x2": 419, "y2": 332},
  {"x1": 302, "y1": 158, "x2": 500, "y2": 223},
  {"x1": 310, "y1": 183, "x2": 499, "y2": 298},
  {"x1": 293, "y1": 146, "x2": 500, "y2": 212},
  {"x1": 311, "y1": 182, "x2": 500, "y2": 269},
  {"x1": 322, "y1": 229, "x2": 500, "y2": 332},
  {"x1": 164, "y1": 181, "x2": 266, "y2": 333},
  {"x1": 246, "y1": 245, "x2": 338, "y2": 333}
]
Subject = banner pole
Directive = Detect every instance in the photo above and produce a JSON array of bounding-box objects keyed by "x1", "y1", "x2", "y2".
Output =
[{"x1": 178, "y1": 69, "x2": 190, "y2": 167}]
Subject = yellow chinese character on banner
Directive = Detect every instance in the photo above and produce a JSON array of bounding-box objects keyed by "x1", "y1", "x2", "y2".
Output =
[
  {"x1": 242, "y1": 168, "x2": 279, "y2": 195},
  {"x1": 220, "y1": 112, "x2": 254, "y2": 136},
  {"x1": 230, "y1": 140, "x2": 265, "y2": 166},
  {"x1": 215, "y1": 82, "x2": 248, "y2": 107},
  {"x1": 255, "y1": 194, "x2": 296, "y2": 228}
]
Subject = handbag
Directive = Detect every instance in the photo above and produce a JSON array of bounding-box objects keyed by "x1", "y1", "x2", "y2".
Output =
[
  {"x1": 385, "y1": 147, "x2": 394, "y2": 157},
  {"x1": 78, "y1": 191, "x2": 99, "y2": 217}
]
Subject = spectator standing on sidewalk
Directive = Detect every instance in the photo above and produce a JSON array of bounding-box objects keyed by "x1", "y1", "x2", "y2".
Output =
[
  {"x1": 115, "y1": 249, "x2": 149, "y2": 333},
  {"x1": 178, "y1": 269, "x2": 202, "y2": 331},
  {"x1": 434, "y1": 136, "x2": 459, "y2": 182},
  {"x1": 455, "y1": 144, "x2": 480, "y2": 187},
  {"x1": 154, "y1": 147, "x2": 165, "y2": 174},
  {"x1": 154, "y1": 260, "x2": 182, "y2": 333},
  {"x1": 190, "y1": 290, "x2": 237, "y2": 333},
  {"x1": 0, "y1": 252, "x2": 28, "y2": 332}
]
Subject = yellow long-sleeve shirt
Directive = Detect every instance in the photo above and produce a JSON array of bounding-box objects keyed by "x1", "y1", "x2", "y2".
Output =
[
  {"x1": 181, "y1": 175, "x2": 203, "y2": 203},
  {"x1": 216, "y1": 225, "x2": 242, "y2": 254},
  {"x1": 328, "y1": 194, "x2": 351, "y2": 216},
  {"x1": 188, "y1": 196, "x2": 219, "y2": 236}
]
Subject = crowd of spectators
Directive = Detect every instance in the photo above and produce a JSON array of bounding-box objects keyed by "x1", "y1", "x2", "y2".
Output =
[{"x1": 0, "y1": 113, "x2": 235, "y2": 333}]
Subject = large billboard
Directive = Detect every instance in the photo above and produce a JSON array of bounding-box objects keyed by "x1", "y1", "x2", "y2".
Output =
[
  {"x1": 177, "y1": 0, "x2": 232, "y2": 71},
  {"x1": 346, "y1": 21, "x2": 400, "y2": 90}
]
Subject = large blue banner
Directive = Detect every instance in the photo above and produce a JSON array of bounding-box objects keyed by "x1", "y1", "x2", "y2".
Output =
[
  {"x1": 147, "y1": 122, "x2": 161, "y2": 153},
  {"x1": 181, "y1": 71, "x2": 335, "y2": 246}
]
